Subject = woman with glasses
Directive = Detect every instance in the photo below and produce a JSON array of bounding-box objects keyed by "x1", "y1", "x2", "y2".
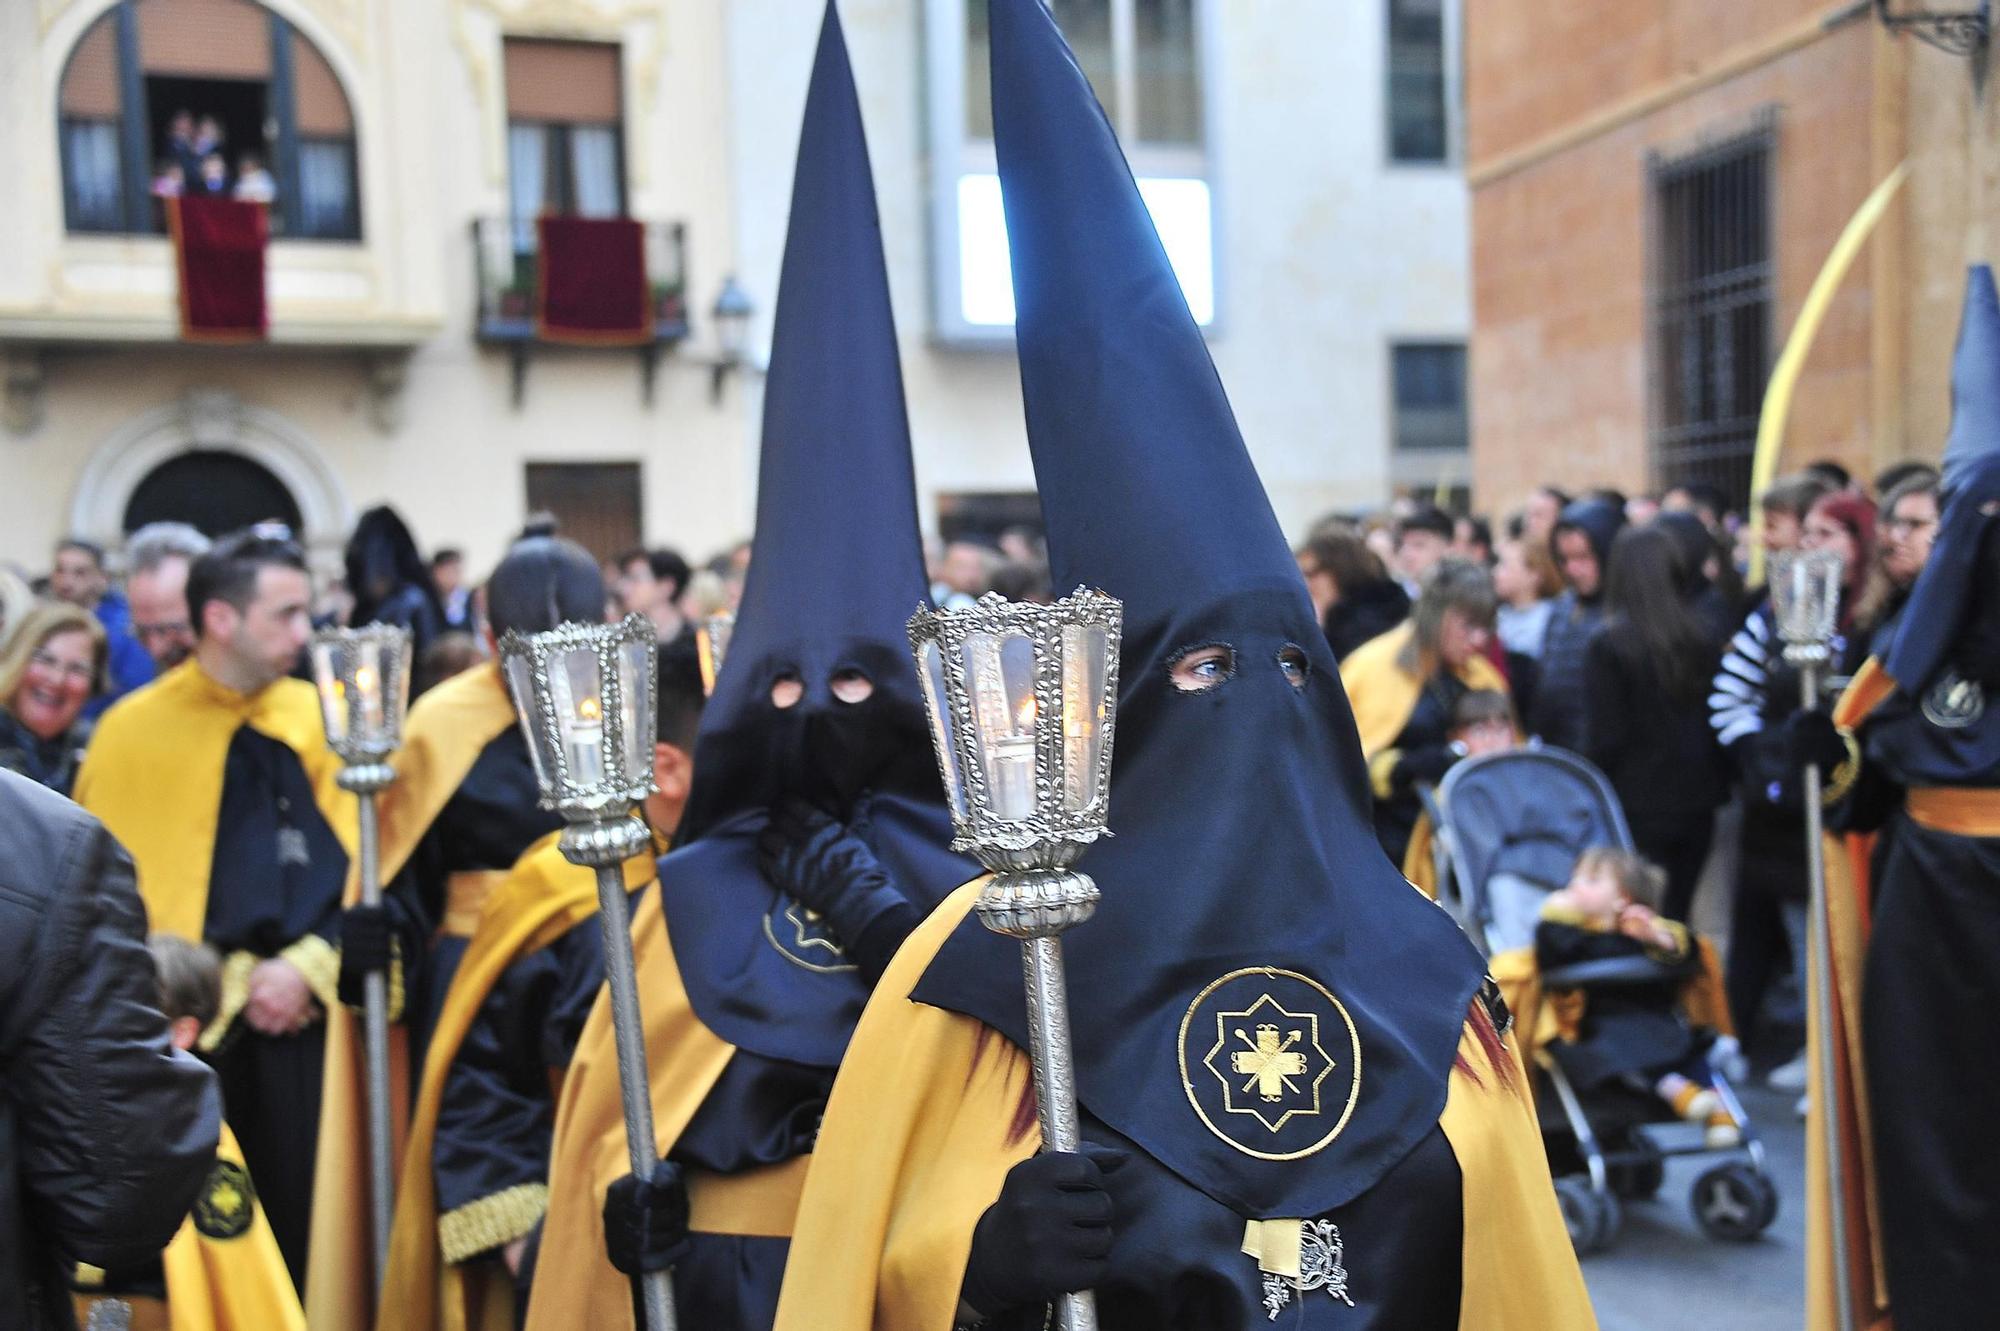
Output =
[{"x1": 0, "y1": 601, "x2": 106, "y2": 795}]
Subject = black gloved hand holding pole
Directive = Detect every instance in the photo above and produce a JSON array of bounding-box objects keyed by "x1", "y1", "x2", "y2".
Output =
[
  {"x1": 958, "y1": 1146, "x2": 1128, "y2": 1321},
  {"x1": 1782, "y1": 710, "x2": 1849, "y2": 779},
  {"x1": 756, "y1": 796, "x2": 920, "y2": 981},
  {"x1": 603, "y1": 1159, "x2": 692, "y2": 1278},
  {"x1": 336, "y1": 903, "x2": 393, "y2": 1009}
]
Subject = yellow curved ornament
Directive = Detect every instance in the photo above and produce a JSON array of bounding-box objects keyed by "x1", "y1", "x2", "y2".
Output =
[{"x1": 1748, "y1": 162, "x2": 1908, "y2": 585}]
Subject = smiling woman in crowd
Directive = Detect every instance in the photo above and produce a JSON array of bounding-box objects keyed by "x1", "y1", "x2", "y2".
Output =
[{"x1": 0, "y1": 601, "x2": 106, "y2": 795}]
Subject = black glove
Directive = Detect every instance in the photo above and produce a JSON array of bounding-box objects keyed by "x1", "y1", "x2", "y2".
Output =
[
  {"x1": 336, "y1": 904, "x2": 393, "y2": 1008},
  {"x1": 602, "y1": 1159, "x2": 691, "y2": 1277},
  {"x1": 1391, "y1": 744, "x2": 1458, "y2": 791},
  {"x1": 757, "y1": 797, "x2": 917, "y2": 979},
  {"x1": 1782, "y1": 710, "x2": 1848, "y2": 778},
  {"x1": 959, "y1": 1147, "x2": 1128, "y2": 1319}
]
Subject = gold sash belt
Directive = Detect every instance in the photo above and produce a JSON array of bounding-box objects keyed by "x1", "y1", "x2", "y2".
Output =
[
  {"x1": 686, "y1": 1154, "x2": 812, "y2": 1239},
  {"x1": 1906, "y1": 786, "x2": 2000, "y2": 838},
  {"x1": 442, "y1": 869, "x2": 512, "y2": 939}
]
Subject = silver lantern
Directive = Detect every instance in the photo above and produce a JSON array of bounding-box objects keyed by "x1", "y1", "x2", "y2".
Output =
[
  {"x1": 499, "y1": 615, "x2": 676, "y2": 1331},
  {"x1": 1768, "y1": 547, "x2": 1855, "y2": 1331},
  {"x1": 907, "y1": 587, "x2": 1121, "y2": 1331},
  {"x1": 308, "y1": 624, "x2": 411, "y2": 1291}
]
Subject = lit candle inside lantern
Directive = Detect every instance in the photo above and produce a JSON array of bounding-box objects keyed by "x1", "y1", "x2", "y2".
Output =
[
  {"x1": 321, "y1": 675, "x2": 349, "y2": 746},
  {"x1": 568, "y1": 693, "x2": 607, "y2": 788},
  {"x1": 355, "y1": 659, "x2": 384, "y2": 735}
]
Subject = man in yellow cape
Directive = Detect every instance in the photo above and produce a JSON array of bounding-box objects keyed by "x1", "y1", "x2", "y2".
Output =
[
  {"x1": 526, "y1": 8, "x2": 981, "y2": 1324},
  {"x1": 76, "y1": 530, "x2": 356, "y2": 1293},
  {"x1": 378, "y1": 634, "x2": 706, "y2": 1331},
  {"x1": 777, "y1": 3, "x2": 1591, "y2": 1325},
  {"x1": 306, "y1": 535, "x2": 601, "y2": 1327}
]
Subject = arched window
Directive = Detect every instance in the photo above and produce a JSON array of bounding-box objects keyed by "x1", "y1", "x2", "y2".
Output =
[{"x1": 58, "y1": 0, "x2": 360, "y2": 240}]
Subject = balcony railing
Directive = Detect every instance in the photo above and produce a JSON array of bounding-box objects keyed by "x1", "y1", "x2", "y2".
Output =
[{"x1": 471, "y1": 216, "x2": 690, "y2": 344}]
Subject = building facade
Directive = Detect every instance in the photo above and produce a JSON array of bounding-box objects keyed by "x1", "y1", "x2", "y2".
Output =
[
  {"x1": 1, "y1": 0, "x2": 1472, "y2": 580},
  {"x1": 1465, "y1": 0, "x2": 1998, "y2": 514}
]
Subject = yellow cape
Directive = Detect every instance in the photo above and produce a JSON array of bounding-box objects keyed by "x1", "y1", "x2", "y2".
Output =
[
  {"x1": 306, "y1": 660, "x2": 521, "y2": 1331},
  {"x1": 73, "y1": 661, "x2": 356, "y2": 942},
  {"x1": 1489, "y1": 940, "x2": 1734, "y2": 1075},
  {"x1": 521, "y1": 883, "x2": 737, "y2": 1331},
  {"x1": 1339, "y1": 622, "x2": 1508, "y2": 797},
  {"x1": 379, "y1": 830, "x2": 653, "y2": 1331},
  {"x1": 772, "y1": 879, "x2": 1595, "y2": 1331},
  {"x1": 75, "y1": 1120, "x2": 305, "y2": 1331}
]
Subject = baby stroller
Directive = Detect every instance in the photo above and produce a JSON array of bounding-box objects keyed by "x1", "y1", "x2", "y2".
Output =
[{"x1": 1426, "y1": 746, "x2": 1778, "y2": 1255}]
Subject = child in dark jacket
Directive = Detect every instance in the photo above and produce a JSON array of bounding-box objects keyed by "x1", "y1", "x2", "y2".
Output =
[{"x1": 1536, "y1": 847, "x2": 1739, "y2": 1147}]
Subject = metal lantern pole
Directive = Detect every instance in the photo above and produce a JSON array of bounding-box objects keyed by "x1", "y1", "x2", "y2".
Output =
[
  {"x1": 501, "y1": 617, "x2": 676, "y2": 1331},
  {"x1": 909, "y1": 589, "x2": 1122, "y2": 1331},
  {"x1": 310, "y1": 625, "x2": 412, "y2": 1295},
  {"x1": 1772, "y1": 551, "x2": 1856, "y2": 1331}
]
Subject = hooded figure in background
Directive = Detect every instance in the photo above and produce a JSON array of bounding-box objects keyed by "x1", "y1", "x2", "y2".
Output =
[
  {"x1": 522, "y1": 8, "x2": 976, "y2": 1328},
  {"x1": 1801, "y1": 265, "x2": 2000, "y2": 1331},
  {"x1": 771, "y1": 2, "x2": 1592, "y2": 1327},
  {"x1": 343, "y1": 506, "x2": 447, "y2": 666},
  {"x1": 1531, "y1": 497, "x2": 1625, "y2": 753}
]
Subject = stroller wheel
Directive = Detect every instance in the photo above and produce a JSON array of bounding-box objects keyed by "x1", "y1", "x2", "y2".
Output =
[
  {"x1": 1609, "y1": 1134, "x2": 1666, "y2": 1200},
  {"x1": 1555, "y1": 1178, "x2": 1621, "y2": 1254},
  {"x1": 1691, "y1": 1163, "x2": 1779, "y2": 1242}
]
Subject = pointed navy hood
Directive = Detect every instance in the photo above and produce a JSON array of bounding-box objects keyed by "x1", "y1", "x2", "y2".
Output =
[
  {"x1": 1884, "y1": 265, "x2": 2000, "y2": 692},
  {"x1": 911, "y1": 0, "x2": 1485, "y2": 1222},
  {"x1": 661, "y1": 1, "x2": 976, "y2": 1069}
]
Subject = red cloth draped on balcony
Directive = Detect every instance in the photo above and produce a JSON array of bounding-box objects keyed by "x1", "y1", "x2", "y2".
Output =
[
  {"x1": 536, "y1": 216, "x2": 652, "y2": 345},
  {"x1": 169, "y1": 196, "x2": 269, "y2": 341}
]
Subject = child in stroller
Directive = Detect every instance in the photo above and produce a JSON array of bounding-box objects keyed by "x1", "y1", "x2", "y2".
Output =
[{"x1": 1535, "y1": 847, "x2": 1740, "y2": 1149}]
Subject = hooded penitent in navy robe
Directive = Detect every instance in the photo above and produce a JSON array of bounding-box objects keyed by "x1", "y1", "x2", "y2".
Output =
[
  {"x1": 521, "y1": 9, "x2": 976, "y2": 1329},
  {"x1": 771, "y1": 3, "x2": 1592, "y2": 1327},
  {"x1": 1815, "y1": 267, "x2": 2000, "y2": 1331}
]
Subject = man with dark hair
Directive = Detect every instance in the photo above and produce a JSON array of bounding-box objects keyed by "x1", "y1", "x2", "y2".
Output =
[
  {"x1": 303, "y1": 534, "x2": 604, "y2": 1328},
  {"x1": 431, "y1": 548, "x2": 471, "y2": 630},
  {"x1": 126, "y1": 522, "x2": 212, "y2": 671},
  {"x1": 52, "y1": 535, "x2": 155, "y2": 707},
  {"x1": 76, "y1": 528, "x2": 351, "y2": 1288},
  {"x1": 1393, "y1": 503, "x2": 1455, "y2": 596},
  {"x1": 609, "y1": 547, "x2": 690, "y2": 641},
  {"x1": 1529, "y1": 496, "x2": 1625, "y2": 752},
  {"x1": 381, "y1": 634, "x2": 709, "y2": 1327},
  {"x1": 1804, "y1": 457, "x2": 1853, "y2": 492},
  {"x1": 1661, "y1": 481, "x2": 1729, "y2": 535}
]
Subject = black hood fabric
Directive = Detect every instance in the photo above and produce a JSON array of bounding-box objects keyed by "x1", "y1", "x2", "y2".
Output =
[
  {"x1": 659, "y1": 1, "x2": 976, "y2": 1067},
  {"x1": 910, "y1": 0, "x2": 1485, "y2": 1222}
]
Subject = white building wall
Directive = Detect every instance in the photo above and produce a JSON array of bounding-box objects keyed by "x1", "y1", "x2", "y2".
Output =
[{"x1": 0, "y1": 0, "x2": 1467, "y2": 581}]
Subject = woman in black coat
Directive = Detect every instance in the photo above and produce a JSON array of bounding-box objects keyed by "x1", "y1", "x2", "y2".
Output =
[{"x1": 1584, "y1": 524, "x2": 1730, "y2": 921}]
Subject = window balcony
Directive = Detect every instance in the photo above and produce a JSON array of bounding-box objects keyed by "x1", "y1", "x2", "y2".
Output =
[{"x1": 470, "y1": 216, "x2": 690, "y2": 406}]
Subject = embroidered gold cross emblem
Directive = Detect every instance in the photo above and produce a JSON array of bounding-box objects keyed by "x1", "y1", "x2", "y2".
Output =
[{"x1": 1232, "y1": 1024, "x2": 1310, "y2": 1102}]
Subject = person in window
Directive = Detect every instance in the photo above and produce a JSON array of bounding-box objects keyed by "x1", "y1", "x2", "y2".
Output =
[
  {"x1": 1341, "y1": 559, "x2": 1508, "y2": 870},
  {"x1": 167, "y1": 109, "x2": 202, "y2": 182},
  {"x1": 1295, "y1": 524, "x2": 1408, "y2": 661},
  {"x1": 234, "y1": 153, "x2": 277, "y2": 205},
  {"x1": 152, "y1": 158, "x2": 185, "y2": 198},
  {"x1": 0, "y1": 601, "x2": 105, "y2": 796},
  {"x1": 195, "y1": 152, "x2": 231, "y2": 197},
  {"x1": 1583, "y1": 524, "x2": 1729, "y2": 922},
  {"x1": 194, "y1": 115, "x2": 225, "y2": 161},
  {"x1": 343, "y1": 505, "x2": 447, "y2": 664},
  {"x1": 770, "y1": 7, "x2": 1591, "y2": 1325}
]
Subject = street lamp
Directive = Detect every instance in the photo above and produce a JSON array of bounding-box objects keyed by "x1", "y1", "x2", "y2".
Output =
[
  {"x1": 499, "y1": 614, "x2": 676, "y2": 1331},
  {"x1": 907, "y1": 587, "x2": 1122, "y2": 1331},
  {"x1": 307, "y1": 623, "x2": 412, "y2": 1292},
  {"x1": 1768, "y1": 549, "x2": 1854, "y2": 1331},
  {"x1": 709, "y1": 274, "x2": 755, "y2": 402}
]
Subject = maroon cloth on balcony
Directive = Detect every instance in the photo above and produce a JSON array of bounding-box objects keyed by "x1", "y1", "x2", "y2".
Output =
[
  {"x1": 169, "y1": 196, "x2": 268, "y2": 341},
  {"x1": 536, "y1": 216, "x2": 651, "y2": 345}
]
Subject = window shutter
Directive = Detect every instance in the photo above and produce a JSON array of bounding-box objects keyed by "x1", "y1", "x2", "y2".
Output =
[
  {"x1": 292, "y1": 32, "x2": 352, "y2": 135},
  {"x1": 135, "y1": 0, "x2": 272, "y2": 79},
  {"x1": 61, "y1": 17, "x2": 122, "y2": 118},
  {"x1": 504, "y1": 39, "x2": 621, "y2": 125}
]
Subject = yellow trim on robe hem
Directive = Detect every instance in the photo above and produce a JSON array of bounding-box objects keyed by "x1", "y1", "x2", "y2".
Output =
[
  {"x1": 71, "y1": 1120, "x2": 306, "y2": 1331},
  {"x1": 376, "y1": 831, "x2": 647, "y2": 1331},
  {"x1": 1339, "y1": 621, "x2": 1510, "y2": 764},
  {"x1": 280, "y1": 933, "x2": 341, "y2": 1013},
  {"x1": 770, "y1": 878, "x2": 1595, "y2": 1331},
  {"x1": 73, "y1": 660, "x2": 356, "y2": 943},
  {"x1": 307, "y1": 660, "x2": 520, "y2": 1331},
  {"x1": 521, "y1": 885, "x2": 740, "y2": 1331}
]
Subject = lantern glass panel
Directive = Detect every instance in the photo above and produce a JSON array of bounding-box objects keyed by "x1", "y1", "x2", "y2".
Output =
[
  {"x1": 961, "y1": 630, "x2": 1038, "y2": 821},
  {"x1": 310, "y1": 640, "x2": 347, "y2": 747},
  {"x1": 917, "y1": 637, "x2": 969, "y2": 820},
  {"x1": 617, "y1": 635, "x2": 654, "y2": 786},
  {"x1": 547, "y1": 645, "x2": 610, "y2": 792},
  {"x1": 352, "y1": 636, "x2": 387, "y2": 740},
  {"x1": 504, "y1": 653, "x2": 558, "y2": 793},
  {"x1": 1060, "y1": 622, "x2": 1109, "y2": 812},
  {"x1": 1770, "y1": 551, "x2": 1843, "y2": 646}
]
